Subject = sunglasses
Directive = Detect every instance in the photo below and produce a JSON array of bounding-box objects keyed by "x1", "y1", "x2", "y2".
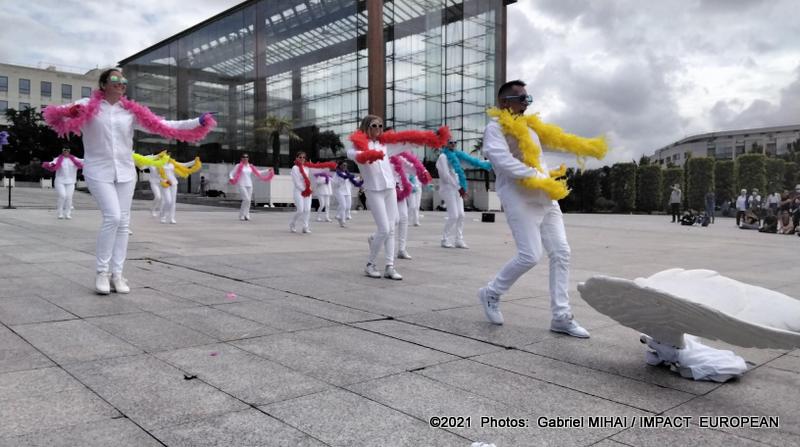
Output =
[
  {"x1": 369, "y1": 123, "x2": 383, "y2": 129},
  {"x1": 108, "y1": 75, "x2": 128, "y2": 85},
  {"x1": 503, "y1": 94, "x2": 532, "y2": 104}
]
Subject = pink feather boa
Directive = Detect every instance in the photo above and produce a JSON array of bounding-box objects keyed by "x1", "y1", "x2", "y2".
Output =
[
  {"x1": 43, "y1": 90, "x2": 216, "y2": 142},
  {"x1": 390, "y1": 152, "x2": 431, "y2": 201},
  {"x1": 41, "y1": 154, "x2": 84, "y2": 172},
  {"x1": 228, "y1": 162, "x2": 274, "y2": 185}
]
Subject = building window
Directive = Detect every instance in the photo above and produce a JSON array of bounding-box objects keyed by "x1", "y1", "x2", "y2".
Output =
[
  {"x1": 61, "y1": 84, "x2": 72, "y2": 99},
  {"x1": 41, "y1": 81, "x2": 52, "y2": 97},
  {"x1": 0, "y1": 100, "x2": 7, "y2": 112},
  {"x1": 19, "y1": 102, "x2": 30, "y2": 109},
  {"x1": 19, "y1": 79, "x2": 31, "y2": 95},
  {"x1": 0, "y1": 76, "x2": 7, "y2": 92},
  {"x1": 81, "y1": 86, "x2": 92, "y2": 98}
]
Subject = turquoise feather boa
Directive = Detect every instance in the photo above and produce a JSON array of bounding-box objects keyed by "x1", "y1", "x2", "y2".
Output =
[{"x1": 443, "y1": 148, "x2": 492, "y2": 190}]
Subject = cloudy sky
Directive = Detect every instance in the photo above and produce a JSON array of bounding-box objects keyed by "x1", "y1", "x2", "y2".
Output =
[{"x1": 2, "y1": 0, "x2": 798, "y2": 164}]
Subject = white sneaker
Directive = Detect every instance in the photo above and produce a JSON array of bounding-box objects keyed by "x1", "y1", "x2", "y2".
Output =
[
  {"x1": 289, "y1": 224, "x2": 297, "y2": 233},
  {"x1": 397, "y1": 250, "x2": 412, "y2": 260},
  {"x1": 478, "y1": 287, "x2": 504, "y2": 325},
  {"x1": 550, "y1": 314, "x2": 590, "y2": 338},
  {"x1": 95, "y1": 272, "x2": 111, "y2": 295},
  {"x1": 151, "y1": 210, "x2": 159, "y2": 217},
  {"x1": 346, "y1": 215, "x2": 352, "y2": 220},
  {"x1": 455, "y1": 240, "x2": 470, "y2": 249},
  {"x1": 338, "y1": 217, "x2": 346, "y2": 228},
  {"x1": 302, "y1": 227, "x2": 311, "y2": 234},
  {"x1": 316, "y1": 217, "x2": 323, "y2": 222},
  {"x1": 110, "y1": 274, "x2": 130, "y2": 294},
  {"x1": 325, "y1": 218, "x2": 332, "y2": 222},
  {"x1": 384, "y1": 265, "x2": 403, "y2": 280},
  {"x1": 160, "y1": 218, "x2": 167, "y2": 224},
  {"x1": 240, "y1": 216, "x2": 247, "y2": 221},
  {"x1": 364, "y1": 263, "x2": 381, "y2": 278},
  {"x1": 57, "y1": 214, "x2": 64, "y2": 220},
  {"x1": 65, "y1": 214, "x2": 72, "y2": 220},
  {"x1": 245, "y1": 215, "x2": 250, "y2": 221},
  {"x1": 169, "y1": 219, "x2": 177, "y2": 224},
  {"x1": 441, "y1": 240, "x2": 455, "y2": 248}
]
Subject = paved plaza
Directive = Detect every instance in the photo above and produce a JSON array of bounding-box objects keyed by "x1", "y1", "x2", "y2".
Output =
[{"x1": 0, "y1": 187, "x2": 798, "y2": 446}]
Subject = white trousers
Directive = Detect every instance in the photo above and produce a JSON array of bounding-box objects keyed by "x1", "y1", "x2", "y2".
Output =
[
  {"x1": 396, "y1": 197, "x2": 409, "y2": 252},
  {"x1": 317, "y1": 194, "x2": 331, "y2": 220},
  {"x1": 291, "y1": 189, "x2": 312, "y2": 229},
  {"x1": 148, "y1": 179, "x2": 162, "y2": 215},
  {"x1": 441, "y1": 187, "x2": 465, "y2": 244},
  {"x1": 488, "y1": 201, "x2": 572, "y2": 318},
  {"x1": 238, "y1": 185, "x2": 252, "y2": 218},
  {"x1": 409, "y1": 188, "x2": 422, "y2": 225},
  {"x1": 335, "y1": 190, "x2": 352, "y2": 222},
  {"x1": 55, "y1": 182, "x2": 75, "y2": 217},
  {"x1": 85, "y1": 179, "x2": 135, "y2": 274},
  {"x1": 160, "y1": 183, "x2": 177, "y2": 222},
  {"x1": 367, "y1": 188, "x2": 398, "y2": 267}
]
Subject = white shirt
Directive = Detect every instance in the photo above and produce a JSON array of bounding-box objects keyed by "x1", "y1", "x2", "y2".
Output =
[
  {"x1": 767, "y1": 193, "x2": 780, "y2": 205},
  {"x1": 482, "y1": 120, "x2": 550, "y2": 206},
  {"x1": 315, "y1": 173, "x2": 333, "y2": 196},
  {"x1": 735, "y1": 195, "x2": 748, "y2": 211},
  {"x1": 51, "y1": 155, "x2": 82, "y2": 185},
  {"x1": 229, "y1": 163, "x2": 257, "y2": 188},
  {"x1": 75, "y1": 98, "x2": 200, "y2": 183},
  {"x1": 347, "y1": 140, "x2": 405, "y2": 192},
  {"x1": 332, "y1": 172, "x2": 353, "y2": 196},
  {"x1": 291, "y1": 164, "x2": 308, "y2": 192},
  {"x1": 436, "y1": 152, "x2": 460, "y2": 191}
]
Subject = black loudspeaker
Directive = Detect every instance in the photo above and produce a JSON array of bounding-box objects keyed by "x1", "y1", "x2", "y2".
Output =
[{"x1": 481, "y1": 212, "x2": 495, "y2": 223}]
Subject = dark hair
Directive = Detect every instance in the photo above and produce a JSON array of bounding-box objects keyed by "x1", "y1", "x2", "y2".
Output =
[
  {"x1": 359, "y1": 114, "x2": 383, "y2": 134},
  {"x1": 98, "y1": 68, "x2": 122, "y2": 91},
  {"x1": 497, "y1": 80, "x2": 526, "y2": 98},
  {"x1": 296, "y1": 151, "x2": 307, "y2": 159}
]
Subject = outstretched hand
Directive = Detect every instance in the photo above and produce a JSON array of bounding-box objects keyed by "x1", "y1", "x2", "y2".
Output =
[
  {"x1": 199, "y1": 112, "x2": 216, "y2": 126},
  {"x1": 67, "y1": 105, "x2": 82, "y2": 118}
]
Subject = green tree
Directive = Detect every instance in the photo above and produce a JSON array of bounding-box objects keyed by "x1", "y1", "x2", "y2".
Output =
[
  {"x1": 2, "y1": 107, "x2": 78, "y2": 179},
  {"x1": 736, "y1": 153, "x2": 766, "y2": 194},
  {"x1": 662, "y1": 167, "x2": 683, "y2": 211},
  {"x1": 685, "y1": 157, "x2": 714, "y2": 210},
  {"x1": 714, "y1": 160, "x2": 735, "y2": 203},
  {"x1": 765, "y1": 158, "x2": 786, "y2": 194},
  {"x1": 610, "y1": 162, "x2": 636, "y2": 213},
  {"x1": 785, "y1": 162, "x2": 799, "y2": 190},
  {"x1": 636, "y1": 164, "x2": 662, "y2": 213},
  {"x1": 316, "y1": 129, "x2": 344, "y2": 157},
  {"x1": 255, "y1": 115, "x2": 301, "y2": 174}
]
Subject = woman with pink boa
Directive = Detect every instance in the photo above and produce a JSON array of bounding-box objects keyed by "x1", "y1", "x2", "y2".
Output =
[
  {"x1": 42, "y1": 147, "x2": 83, "y2": 219},
  {"x1": 43, "y1": 68, "x2": 216, "y2": 295}
]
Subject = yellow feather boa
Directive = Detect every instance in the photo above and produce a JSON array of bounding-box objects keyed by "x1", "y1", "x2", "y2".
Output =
[
  {"x1": 487, "y1": 107, "x2": 608, "y2": 200},
  {"x1": 155, "y1": 155, "x2": 202, "y2": 187},
  {"x1": 132, "y1": 151, "x2": 169, "y2": 169}
]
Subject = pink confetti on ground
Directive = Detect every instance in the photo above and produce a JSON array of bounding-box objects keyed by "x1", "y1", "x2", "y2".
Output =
[
  {"x1": 210, "y1": 352, "x2": 219, "y2": 357},
  {"x1": 226, "y1": 292, "x2": 237, "y2": 300}
]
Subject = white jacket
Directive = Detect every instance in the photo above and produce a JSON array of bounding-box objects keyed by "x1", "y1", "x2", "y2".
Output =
[
  {"x1": 482, "y1": 120, "x2": 551, "y2": 206},
  {"x1": 50, "y1": 156, "x2": 82, "y2": 185},
  {"x1": 332, "y1": 173, "x2": 352, "y2": 196},
  {"x1": 73, "y1": 98, "x2": 200, "y2": 183},
  {"x1": 346, "y1": 140, "x2": 411, "y2": 192},
  {"x1": 436, "y1": 152, "x2": 460, "y2": 192}
]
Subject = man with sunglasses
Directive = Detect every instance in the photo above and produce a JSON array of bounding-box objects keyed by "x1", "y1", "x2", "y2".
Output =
[{"x1": 476, "y1": 80, "x2": 590, "y2": 338}]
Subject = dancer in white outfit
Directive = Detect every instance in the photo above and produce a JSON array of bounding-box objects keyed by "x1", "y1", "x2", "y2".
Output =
[
  {"x1": 436, "y1": 140, "x2": 493, "y2": 248},
  {"x1": 347, "y1": 115, "x2": 447, "y2": 280},
  {"x1": 290, "y1": 152, "x2": 336, "y2": 233},
  {"x1": 42, "y1": 148, "x2": 83, "y2": 219},
  {"x1": 43, "y1": 68, "x2": 215, "y2": 294},
  {"x1": 157, "y1": 153, "x2": 201, "y2": 224},
  {"x1": 314, "y1": 171, "x2": 333, "y2": 222},
  {"x1": 408, "y1": 174, "x2": 423, "y2": 226},
  {"x1": 477, "y1": 80, "x2": 607, "y2": 337},
  {"x1": 332, "y1": 160, "x2": 363, "y2": 227},
  {"x1": 391, "y1": 153, "x2": 432, "y2": 260},
  {"x1": 228, "y1": 153, "x2": 274, "y2": 221},
  {"x1": 140, "y1": 152, "x2": 167, "y2": 217}
]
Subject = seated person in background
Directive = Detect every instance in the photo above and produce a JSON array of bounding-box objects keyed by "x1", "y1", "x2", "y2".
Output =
[
  {"x1": 759, "y1": 214, "x2": 778, "y2": 233},
  {"x1": 680, "y1": 210, "x2": 696, "y2": 226},
  {"x1": 777, "y1": 210, "x2": 795, "y2": 235},
  {"x1": 739, "y1": 210, "x2": 760, "y2": 230}
]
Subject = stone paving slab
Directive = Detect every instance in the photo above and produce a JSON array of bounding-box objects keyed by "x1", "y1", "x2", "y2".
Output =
[
  {"x1": 0, "y1": 418, "x2": 163, "y2": 447},
  {"x1": 65, "y1": 354, "x2": 250, "y2": 431},
  {"x1": 0, "y1": 188, "x2": 797, "y2": 446}
]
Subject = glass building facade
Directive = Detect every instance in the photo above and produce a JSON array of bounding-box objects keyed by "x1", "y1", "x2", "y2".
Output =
[{"x1": 120, "y1": 0, "x2": 512, "y2": 170}]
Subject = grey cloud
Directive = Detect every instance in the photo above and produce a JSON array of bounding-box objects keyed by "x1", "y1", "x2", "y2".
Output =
[{"x1": 710, "y1": 66, "x2": 800, "y2": 130}]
